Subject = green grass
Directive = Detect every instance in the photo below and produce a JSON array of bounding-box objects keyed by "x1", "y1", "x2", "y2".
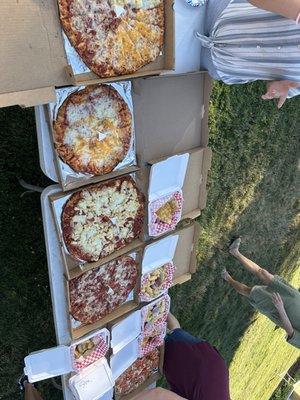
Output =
[
  {"x1": 171, "y1": 80, "x2": 300, "y2": 400},
  {"x1": 271, "y1": 361, "x2": 300, "y2": 400},
  {"x1": 0, "y1": 80, "x2": 299, "y2": 400}
]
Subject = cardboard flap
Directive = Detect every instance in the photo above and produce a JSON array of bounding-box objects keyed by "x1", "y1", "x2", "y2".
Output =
[
  {"x1": 142, "y1": 235, "x2": 179, "y2": 274},
  {"x1": 181, "y1": 148, "x2": 211, "y2": 218},
  {"x1": 133, "y1": 74, "x2": 208, "y2": 163},
  {"x1": 0, "y1": 1, "x2": 68, "y2": 97},
  {"x1": 69, "y1": 358, "x2": 114, "y2": 400},
  {"x1": 0, "y1": 87, "x2": 56, "y2": 108},
  {"x1": 173, "y1": 222, "x2": 200, "y2": 281},
  {"x1": 148, "y1": 154, "x2": 189, "y2": 201},
  {"x1": 24, "y1": 346, "x2": 72, "y2": 383},
  {"x1": 110, "y1": 338, "x2": 139, "y2": 380},
  {"x1": 111, "y1": 311, "x2": 141, "y2": 355}
]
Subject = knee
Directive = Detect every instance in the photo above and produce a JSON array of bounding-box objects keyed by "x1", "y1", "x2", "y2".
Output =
[{"x1": 258, "y1": 268, "x2": 273, "y2": 283}]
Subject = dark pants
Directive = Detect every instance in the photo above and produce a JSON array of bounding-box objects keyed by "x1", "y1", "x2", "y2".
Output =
[{"x1": 165, "y1": 328, "x2": 205, "y2": 345}]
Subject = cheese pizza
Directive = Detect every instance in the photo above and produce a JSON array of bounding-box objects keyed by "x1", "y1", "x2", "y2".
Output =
[
  {"x1": 115, "y1": 348, "x2": 160, "y2": 396},
  {"x1": 61, "y1": 176, "x2": 144, "y2": 262},
  {"x1": 69, "y1": 255, "x2": 138, "y2": 324},
  {"x1": 58, "y1": 0, "x2": 164, "y2": 77},
  {"x1": 53, "y1": 84, "x2": 132, "y2": 175}
]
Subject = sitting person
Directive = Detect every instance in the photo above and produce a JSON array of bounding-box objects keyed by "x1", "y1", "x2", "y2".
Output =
[
  {"x1": 222, "y1": 237, "x2": 300, "y2": 348},
  {"x1": 198, "y1": 0, "x2": 300, "y2": 108},
  {"x1": 135, "y1": 313, "x2": 231, "y2": 400}
]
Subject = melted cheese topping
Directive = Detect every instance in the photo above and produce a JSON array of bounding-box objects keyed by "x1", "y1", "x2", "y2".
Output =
[
  {"x1": 63, "y1": 0, "x2": 164, "y2": 77},
  {"x1": 110, "y1": 0, "x2": 161, "y2": 9},
  {"x1": 69, "y1": 181, "x2": 140, "y2": 259},
  {"x1": 64, "y1": 93, "x2": 125, "y2": 167}
]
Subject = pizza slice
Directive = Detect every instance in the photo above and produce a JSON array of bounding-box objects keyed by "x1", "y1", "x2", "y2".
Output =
[{"x1": 155, "y1": 198, "x2": 179, "y2": 224}]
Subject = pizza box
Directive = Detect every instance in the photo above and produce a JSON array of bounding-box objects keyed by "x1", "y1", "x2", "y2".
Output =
[
  {"x1": 24, "y1": 328, "x2": 114, "y2": 400},
  {"x1": 64, "y1": 0, "x2": 175, "y2": 87},
  {"x1": 48, "y1": 174, "x2": 146, "y2": 280},
  {"x1": 65, "y1": 251, "x2": 143, "y2": 340},
  {"x1": 113, "y1": 345, "x2": 165, "y2": 400},
  {"x1": 0, "y1": 0, "x2": 174, "y2": 108},
  {"x1": 37, "y1": 82, "x2": 140, "y2": 192},
  {"x1": 36, "y1": 73, "x2": 212, "y2": 188},
  {"x1": 137, "y1": 147, "x2": 211, "y2": 239},
  {"x1": 65, "y1": 221, "x2": 198, "y2": 340}
]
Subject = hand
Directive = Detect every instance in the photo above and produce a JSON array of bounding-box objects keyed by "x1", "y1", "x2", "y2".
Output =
[
  {"x1": 261, "y1": 81, "x2": 290, "y2": 108},
  {"x1": 272, "y1": 292, "x2": 285, "y2": 313}
]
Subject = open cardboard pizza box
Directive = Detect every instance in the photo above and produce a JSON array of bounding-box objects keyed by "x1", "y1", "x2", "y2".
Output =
[
  {"x1": 0, "y1": 0, "x2": 174, "y2": 108},
  {"x1": 64, "y1": 250, "x2": 143, "y2": 340},
  {"x1": 23, "y1": 328, "x2": 115, "y2": 400},
  {"x1": 66, "y1": 221, "x2": 198, "y2": 340},
  {"x1": 35, "y1": 73, "x2": 212, "y2": 196},
  {"x1": 48, "y1": 179, "x2": 145, "y2": 280},
  {"x1": 35, "y1": 82, "x2": 140, "y2": 192}
]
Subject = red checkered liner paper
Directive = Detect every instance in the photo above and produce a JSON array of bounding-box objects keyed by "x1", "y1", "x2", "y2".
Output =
[
  {"x1": 141, "y1": 294, "x2": 170, "y2": 334},
  {"x1": 139, "y1": 262, "x2": 175, "y2": 302},
  {"x1": 139, "y1": 323, "x2": 167, "y2": 357},
  {"x1": 149, "y1": 191, "x2": 183, "y2": 237},
  {"x1": 71, "y1": 335, "x2": 108, "y2": 372}
]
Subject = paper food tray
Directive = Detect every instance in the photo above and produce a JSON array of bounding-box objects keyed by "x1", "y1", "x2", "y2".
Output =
[
  {"x1": 110, "y1": 310, "x2": 142, "y2": 355},
  {"x1": 148, "y1": 154, "x2": 189, "y2": 237},
  {"x1": 110, "y1": 337, "x2": 140, "y2": 381},
  {"x1": 24, "y1": 328, "x2": 109, "y2": 383}
]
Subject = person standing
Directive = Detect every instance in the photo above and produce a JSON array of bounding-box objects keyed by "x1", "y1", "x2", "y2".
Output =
[
  {"x1": 198, "y1": 0, "x2": 300, "y2": 108},
  {"x1": 222, "y1": 237, "x2": 300, "y2": 348},
  {"x1": 134, "y1": 312, "x2": 230, "y2": 400}
]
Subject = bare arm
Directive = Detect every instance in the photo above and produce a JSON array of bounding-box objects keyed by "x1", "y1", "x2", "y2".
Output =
[
  {"x1": 133, "y1": 388, "x2": 187, "y2": 400},
  {"x1": 272, "y1": 293, "x2": 294, "y2": 338},
  {"x1": 248, "y1": 0, "x2": 300, "y2": 20}
]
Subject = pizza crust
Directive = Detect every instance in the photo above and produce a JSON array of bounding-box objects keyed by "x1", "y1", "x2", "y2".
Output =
[
  {"x1": 61, "y1": 176, "x2": 145, "y2": 262},
  {"x1": 115, "y1": 348, "x2": 160, "y2": 396},
  {"x1": 69, "y1": 255, "x2": 138, "y2": 324},
  {"x1": 58, "y1": 0, "x2": 164, "y2": 77},
  {"x1": 53, "y1": 84, "x2": 132, "y2": 175}
]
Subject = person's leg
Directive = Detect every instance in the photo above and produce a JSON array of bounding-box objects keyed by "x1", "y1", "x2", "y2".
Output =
[
  {"x1": 221, "y1": 269, "x2": 252, "y2": 297},
  {"x1": 229, "y1": 238, "x2": 274, "y2": 285}
]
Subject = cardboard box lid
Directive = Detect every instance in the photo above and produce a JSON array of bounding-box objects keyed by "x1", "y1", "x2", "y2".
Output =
[
  {"x1": 173, "y1": 223, "x2": 198, "y2": 281},
  {"x1": 0, "y1": 1, "x2": 175, "y2": 107},
  {"x1": 133, "y1": 73, "x2": 210, "y2": 161},
  {"x1": 24, "y1": 346, "x2": 72, "y2": 383},
  {"x1": 69, "y1": 358, "x2": 114, "y2": 400},
  {"x1": 110, "y1": 337, "x2": 139, "y2": 380},
  {"x1": 111, "y1": 311, "x2": 142, "y2": 355},
  {"x1": 142, "y1": 235, "x2": 179, "y2": 275},
  {"x1": 0, "y1": 1, "x2": 68, "y2": 102},
  {"x1": 148, "y1": 154, "x2": 189, "y2": 202}
]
